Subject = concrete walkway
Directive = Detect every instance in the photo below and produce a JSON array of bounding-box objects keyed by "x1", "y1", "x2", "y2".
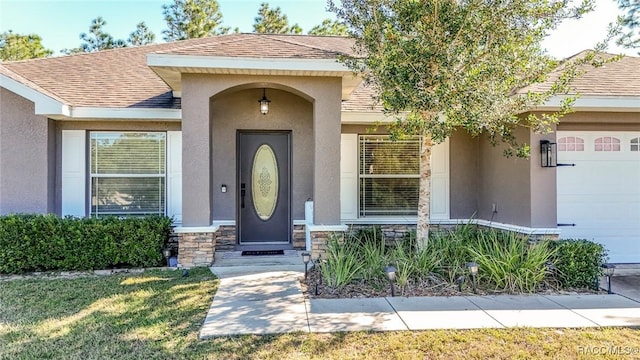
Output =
[{"x1": 200, "y1": 259, "x2": 640, "y2": 339}]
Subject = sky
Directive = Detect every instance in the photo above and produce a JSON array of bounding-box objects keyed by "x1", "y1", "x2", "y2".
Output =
[{"x1": 0, "y1": 0, "x2": 637, "y2": 59}]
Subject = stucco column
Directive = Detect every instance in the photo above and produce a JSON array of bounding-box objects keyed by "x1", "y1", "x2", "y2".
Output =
[
  {"x1": 181, "y1": 78, "x2": 212, "y2": 226},
  {"x1": 312, "y1": 79, "x2": 342, "y2": 225},
  {"x1": 530, "y1": 129, "x2": 557, "y2": 228}
]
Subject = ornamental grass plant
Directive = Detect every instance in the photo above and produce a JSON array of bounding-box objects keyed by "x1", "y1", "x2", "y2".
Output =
[{"x1": 314, "y1": 224, "x2": 604, "y2": 296}]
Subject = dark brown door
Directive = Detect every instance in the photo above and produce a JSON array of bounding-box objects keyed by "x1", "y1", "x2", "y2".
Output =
[{"x1": 238, "y1": 131, "x2": 291, "y2": 243}]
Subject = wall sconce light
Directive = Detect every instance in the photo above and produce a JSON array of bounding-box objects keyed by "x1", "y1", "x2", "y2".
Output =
[
  {"x1": 258, "y1": 88, "x2": 270, "y2": 115},
  {"x1": 540, "y1": 140, "x2": 557, "y2": 168}
]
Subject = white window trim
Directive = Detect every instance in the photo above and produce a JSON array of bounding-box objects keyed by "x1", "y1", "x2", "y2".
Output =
[
  {"x1": 358, "y1": 135, "x2": 421, "y2": 217},
  {"x1": 89, "y1": 131, "x2": 168, "y2": 217}
]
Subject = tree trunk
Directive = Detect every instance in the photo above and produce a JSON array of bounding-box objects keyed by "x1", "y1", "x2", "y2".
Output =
[{"x1": 416, "y1": 134, "x2": 433, "y2": 248}]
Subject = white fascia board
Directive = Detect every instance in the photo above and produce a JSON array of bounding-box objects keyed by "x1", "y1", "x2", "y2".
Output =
[
  {"x1": 535, "y1": 95, "x2": 640, "y2": 112},
  {"x1": 341, "y1": 111, "x2": 392, "y2": 124},
  {"x1": 147, "y1": 54, "x2": 351, "y2": 73},
  {"x1": 307, "y1": 224, "x2": 349, "y2": 232},
  {"x1": 173, "y1": 225, "x2": 221, "y2": 234},
  {"x1": 68, "y1": 107, "x2": 182, "y2": 120},
  {"x1": 341, "y1": 218, "x2": 561, "y2": 235},
  {"x1": 0, "y1": 73, "x2": 70, "y2": 116}
]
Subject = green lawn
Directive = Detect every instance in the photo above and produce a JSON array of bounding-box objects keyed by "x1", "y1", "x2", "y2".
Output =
[{"x1": 1, "y1": 268, "x2": 638, "y2": 359}]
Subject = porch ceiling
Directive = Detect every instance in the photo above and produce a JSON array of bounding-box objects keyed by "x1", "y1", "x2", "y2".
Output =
[{"x1": 147, "y1": 54, "x2": 361, "y2": 101}]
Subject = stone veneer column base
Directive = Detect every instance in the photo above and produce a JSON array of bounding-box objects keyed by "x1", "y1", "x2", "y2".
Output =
[
  {"x1": 177, "y1": 232, "x2": 216, "y2": 268},
  {"x1": 310, "y1": 229, "x2": 346, "y2": 259}
]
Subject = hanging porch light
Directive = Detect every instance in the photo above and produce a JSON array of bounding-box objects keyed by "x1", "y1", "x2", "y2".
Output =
[{"x1": 259, "y1": 88, "x2": 271, "y2": 115}]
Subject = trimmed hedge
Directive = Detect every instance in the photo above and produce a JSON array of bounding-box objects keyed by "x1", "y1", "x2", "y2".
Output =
[
  {"x1": 0, "y1": 214, "x2": 172, "y2": 274},
  {"x1": 549, "y1": 239, "x2": 607, "y2": 289}
]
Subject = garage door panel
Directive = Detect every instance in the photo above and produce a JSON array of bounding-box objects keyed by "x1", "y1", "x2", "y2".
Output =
[{"x1": 557, "y1": 131, "x2": 640, "y2": 264}]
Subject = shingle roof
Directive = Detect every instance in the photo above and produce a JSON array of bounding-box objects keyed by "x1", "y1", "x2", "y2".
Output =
[
  {"x1": 1, "y1": 33, "x2": 355, "y2": 109},
  {"x1": 154, "y1": 33, "x2": 355, "y2": 58},
  {"x1": 525, "y1": 51, "x2": 640, "y2": 97},
  {"x1": 341, "y1": 81, "x2": 381, "y2": 112},
  {"x1": 0, "y1": 35, "x2": 638, "y2": 113}
]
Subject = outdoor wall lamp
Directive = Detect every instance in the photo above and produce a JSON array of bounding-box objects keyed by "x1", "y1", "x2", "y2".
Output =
[
  {"x1": 302, "y1": 252, "x2": 311, "y2": 279},
  {"x1": 259, "y1": 88, "x2": 271, "y2": 115},
  {"x1": 466, "y1": 262, "x2": 479, "y2": 294},
  {"x1": 602, "y1": 263, "x2": 616, "y2": 294},
  {"x1": 385, "y1": 265, "x2": 397, "y2": 297},
  {"x1": 540, "y1": 140, "x2": 557, "y2": 168}
]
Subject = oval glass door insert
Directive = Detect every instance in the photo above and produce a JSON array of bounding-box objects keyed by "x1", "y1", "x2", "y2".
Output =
[{"x1": 252, "y1": 144, "x2": 279, "y2": 220}]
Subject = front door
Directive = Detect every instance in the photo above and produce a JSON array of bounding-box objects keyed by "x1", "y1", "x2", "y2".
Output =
[{"x1": 238, "y1": 131, "x2": 291, "y2": 244}]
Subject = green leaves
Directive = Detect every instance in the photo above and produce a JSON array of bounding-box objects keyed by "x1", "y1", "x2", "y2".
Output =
[
  {"x1": 0, "y1": 214, "x2": 172, "y2": 274},
  {"x1": 549, "y1": 239, "x2": 607, "y2": 289},
  {"x1": 162, "y1": 0, "x2": 229, "y2": 41},
  {"x1": 253, "y1": 2, "x2": 303, "y2": 34},
  {"x1": 0, "y1": 30, "x2": 52, "y2": 61},
  {"x1": 332, "y1": 0, "x2": 598, "y2": 151}
]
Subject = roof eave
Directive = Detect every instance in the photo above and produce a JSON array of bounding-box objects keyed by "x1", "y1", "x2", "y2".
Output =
[
  {"x1": 0, "y1": 73, "x2": 70, "y2": 116},
  {"x1": 147, "y1": 53, "x2": 360, "y2": 100},
  {"x1": 534, "y1": 95, "x2": 640, "y2": 112}
]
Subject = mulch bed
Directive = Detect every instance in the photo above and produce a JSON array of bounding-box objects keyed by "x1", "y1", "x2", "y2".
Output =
[{"x1": 299, "y1": 267, "x2": 604, "y2": 299}]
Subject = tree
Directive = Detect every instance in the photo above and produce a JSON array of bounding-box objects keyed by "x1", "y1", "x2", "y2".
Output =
[
  {"x1": 308, "y1": 19, "x2": 348, "y2": 36},
  {"x1": 0, "y1": 30, "x2": 52, "y2": 61},
  {"x1": 253, "y1": 2, "x2": 303, "y2": 34},
  {"x1": 63, "y1": 17, "x2": 127, "y2": 54},
  {"x1": 617, "y1": 0, "x2": 639, "y2": 51},
  {"x1": 331, "y1": 0, "x2": 600, "y2": 246},
  {"x1": 162, "y1": 0, "x2": 230, "y2": 41},
  {"x1": 128, "y1": 22, "x2": 156, "y2": 46}
]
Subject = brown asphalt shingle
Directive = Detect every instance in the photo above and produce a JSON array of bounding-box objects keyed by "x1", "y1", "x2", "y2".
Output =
[
  {"x1": 0, "y1": 34, "x2": 638, "y2": 112},
  {"x1": 1, "y1": 34, "x2": 355, "y2": 109},
  {"x1": 525, "y1": 51, "x2": 640, "y2": 97}
]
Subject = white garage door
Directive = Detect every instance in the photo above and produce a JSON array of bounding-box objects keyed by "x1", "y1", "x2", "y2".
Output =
[{"x1": 557, "y1": 131, "x2": 640, "y2": 263}]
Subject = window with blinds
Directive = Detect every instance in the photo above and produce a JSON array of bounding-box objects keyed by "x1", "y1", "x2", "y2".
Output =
[
  {"x1": 90, "y1": 132, "x2": 166, "y2": 216},
  {"x1": 359, "y1": 135, "x2": 420, "y2": 216}
]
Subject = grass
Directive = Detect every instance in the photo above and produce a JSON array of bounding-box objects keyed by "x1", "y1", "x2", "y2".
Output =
[{"x1": 1, "y1": 269, "x2": 639, "y2": 359}]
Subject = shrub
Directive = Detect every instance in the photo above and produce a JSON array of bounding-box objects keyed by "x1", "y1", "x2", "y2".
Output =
[
  {"x1": 0, "y1": 214, "x2": 172, "y2": 274},
  {"x1": 549, "y1": 239, "x2": 607, "y2": 289}
]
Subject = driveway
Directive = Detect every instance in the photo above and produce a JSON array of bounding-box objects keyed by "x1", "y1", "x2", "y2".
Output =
[{"x1": 611, "y1": 275, "x2": 640, "y2": 302}]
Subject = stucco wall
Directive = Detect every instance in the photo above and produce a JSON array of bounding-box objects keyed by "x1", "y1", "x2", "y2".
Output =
[
  {"x1": 449, "y1": 130, "x2": 479, "y2": 219},
  {"x1": 210, "y1": 88, "x2": 313, "y2": 220},
  {"x1": 0, "y1": 88, "x2": 54, "y2": 214},
  {"x1": 54, "y1": 120, "x2": 181, "y2": 215},
  {"x1": 529, "y1": 129, "x2": 557, "y2": 228},
  {"x1": 181, "y1": 74, "x2": 342, "y2": 226},
  {"x1": 557, "y1": 111, "x2": 640, "y2": 131},
  {"x1": 477, "y1": 127, "x2": 532, "y2": 226}
]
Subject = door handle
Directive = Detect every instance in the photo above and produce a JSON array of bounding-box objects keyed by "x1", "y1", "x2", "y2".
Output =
[{"x1": 240, "y1": 183, "x2": 246, "y2": 209}]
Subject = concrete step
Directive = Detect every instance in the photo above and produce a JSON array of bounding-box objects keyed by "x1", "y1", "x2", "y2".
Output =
[{"x1": 213, "y1": 250, "x2": 304, "y2": 267}]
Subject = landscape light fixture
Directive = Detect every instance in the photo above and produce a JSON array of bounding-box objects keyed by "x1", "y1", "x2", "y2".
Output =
[
  {"x1": 466, "y1": 262, "x2": 479, "y2": 294},
  {"x1": 259, "y1": 88, "x2": 271, "y2": 115},
  {"x1": 162, "y1": 248, "x2": 172, "y2": 267},
  {"x1": 385, "y1": 265, "x2": 397, "y2": 297},
  {"x1": 540, "y1": 140, "x2": 557, "y2": 168},
  {"x1": 302, "y1": 252, "x2": 311, "y2": 279},
  {"x1": 601, "y1": 263, "x2": 616, "y2": 294}
]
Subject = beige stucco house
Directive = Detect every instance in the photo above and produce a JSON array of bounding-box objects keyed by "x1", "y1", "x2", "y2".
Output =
[{"x1": 1, "y1": 34, "x2": 638, "y2": 264}]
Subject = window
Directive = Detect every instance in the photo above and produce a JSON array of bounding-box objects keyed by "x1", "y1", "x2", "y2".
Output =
[
  {"x1": 558, "y1": 136, "x2": 584, "y2": 152},
  {"x1": 90, "y1": 132, "x2": 166, "y2": 216},
  {"x1": 359, "y1": 135, "x2": 420, "y2": 216},
  {"x1": 631, "y1": 138, "x2": 640, "y2": 152},
  {"x1": 594, "y1": 137, "x2": 620, "y2": 152}
]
